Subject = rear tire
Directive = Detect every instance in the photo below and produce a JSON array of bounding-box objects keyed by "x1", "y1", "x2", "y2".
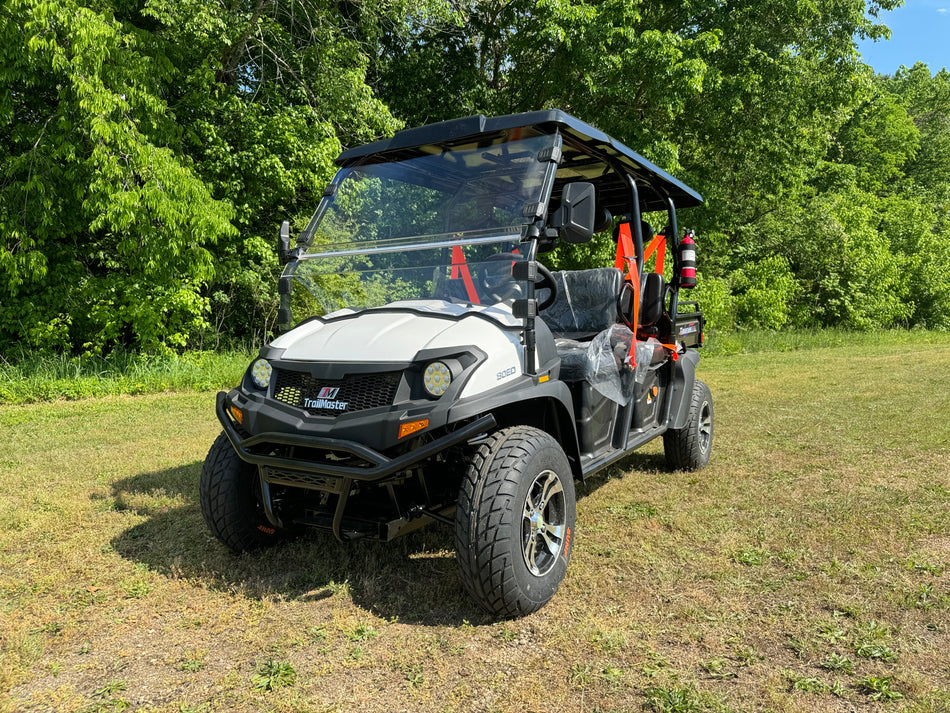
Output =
[
  {"x1": 664, "y1": 379, "x2": 713, "y2": 471},
  {"x1": 455, "y1": 426, "x2": 576, "y2": 617},
  {"x1": 200, "y1": 431, "x2": 285, "y2": 553}
]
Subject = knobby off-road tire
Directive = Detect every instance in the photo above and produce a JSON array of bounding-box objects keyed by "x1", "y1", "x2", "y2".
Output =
[
  {"x1": 663, "y1": 379, "x2": 713, "y2": 471},
  {"x1": 455, "y1": 426, "x2": 576, "y2": 617},
  {"x1": 200, "y1": 431, "x2": 285, "y2": 553}
]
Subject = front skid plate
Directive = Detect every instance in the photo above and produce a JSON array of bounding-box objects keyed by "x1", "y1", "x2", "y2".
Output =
[{"x1": 293, "y1": 504, "x2": 458, "y2": 542}]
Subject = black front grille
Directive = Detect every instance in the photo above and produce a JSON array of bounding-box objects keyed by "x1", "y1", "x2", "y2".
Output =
[
  {"x1": 272, "y1": 369, "x2": 401, "y2": 417},
  {"x1": 261, "y1": 466, "x2": 348, "y2": 493}
]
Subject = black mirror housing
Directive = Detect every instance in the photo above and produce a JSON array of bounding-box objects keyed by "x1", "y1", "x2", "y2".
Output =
[
  {"x1": 551, "y1": 182, "x2": 596, "y2": 244},
  {"x1": 278, "y1": 221, "x2": 292, "y2": 265}
]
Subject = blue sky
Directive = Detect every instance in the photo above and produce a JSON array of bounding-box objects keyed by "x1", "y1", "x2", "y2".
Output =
[{"x1": 857, "y1": 1, "x2": 950, "y2": 74}]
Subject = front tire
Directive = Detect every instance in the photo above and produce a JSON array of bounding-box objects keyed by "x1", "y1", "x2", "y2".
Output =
[
  {"x1": 663, "y1": 379, "x2": 713, "y2": 471},
  {"x1": 200, "y1": 431, "x2": 285, "y2": 553},
  {"x1": 455, "y1": 426, "x2": 576, "y2": 617}
]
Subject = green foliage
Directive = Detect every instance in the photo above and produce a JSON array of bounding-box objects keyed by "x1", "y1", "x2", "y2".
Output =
[
  {"x1": 370, "y1": 0, "x2": 950, "y2": 336},
  {"x1": 784, "y1": 670, "x2": 829, "y2": 695},
  {"x1": 0, "y1": 0, "x2": 400, "y2": 355},
  {"x1": 0, "y1": 348, "x2": 250, "y2": 404},
  {"x1": 373, "y1": 0, "x2": 721, "y2": 165},
  {"x1": 820, "y1": 653, "x2": 855, "y2": 674},
  {"x1": 251, "y1": 658, "x2": 296, "y2": 692},
  {"x1": 732, "y1": 546, "x2": 770, "y2": 567},
  {"x1": 543, "y1": 232, "x2": 616, "y2": 273},
  {"x1": 833, "y1": 92, "x2": 920, "y2": 194},
  {"x1": 2, "y1": 0, "x2": 948, "y2": 353},
  {"x1": 730, "y1": 256, "x2": 799, "y2": 329},
  {"x1": 786, "y1": 190, "x2": 913, "y2": 329},
  {"x1": 644, "y1": 685, "x2": 711, "y2": 713},
  {"x1": 858, "y1": 675, "x2": 903, "y2": 701},
  {"x1": 688, "y1": 275, "x2": 733, "y2": 333},
  {"x1": 0, "y1": 0, "x2": 237, "y2": 353}
]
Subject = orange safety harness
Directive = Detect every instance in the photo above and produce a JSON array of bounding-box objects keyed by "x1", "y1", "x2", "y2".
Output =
[
  {"x1": 449, "y1": 244, "x2": 521, "y2": 305},
  {"x1": 613, "y1": 222, "x2": 678, "y2": 365},
  {"x1": 450, "y1": 245, "x2": 479, "y2": 304}
]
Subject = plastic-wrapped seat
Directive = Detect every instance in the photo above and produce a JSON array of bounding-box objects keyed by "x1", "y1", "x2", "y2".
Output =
[
  {"x1": 540, "y1": 267, "x2": 623, "y2": 340},
  {"x1": 539, "y1": 267, "x2": 623, "y2": 383}
]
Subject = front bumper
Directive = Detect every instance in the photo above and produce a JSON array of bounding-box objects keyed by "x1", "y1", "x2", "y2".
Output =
[
  {"x1": 216, "y1": 391, "x2": 496, "y2": 540},
  {"x1": 217, "y1": 391, "x2": 494, "y2": 482}
]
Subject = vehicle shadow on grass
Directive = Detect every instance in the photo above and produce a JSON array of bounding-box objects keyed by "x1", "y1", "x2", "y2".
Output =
[
  {"x1": 575, "y1": 449, "x2": 670, "y2": 496},
  {"x1": 109, "y1": 462, "x2": 485, "y2": 626},
  {"x1": 109, "y1": 450, "x2": 666, "y2": 626}
]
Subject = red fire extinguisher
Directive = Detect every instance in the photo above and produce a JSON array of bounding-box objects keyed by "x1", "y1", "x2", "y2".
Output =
[{"x1": 679, "y1": 230, "x2": 697, "y2": 288}]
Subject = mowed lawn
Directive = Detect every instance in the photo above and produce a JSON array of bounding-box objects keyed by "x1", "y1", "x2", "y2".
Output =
[{"x1": 1, "y1": 339, "x2": 949, "y2": 713}]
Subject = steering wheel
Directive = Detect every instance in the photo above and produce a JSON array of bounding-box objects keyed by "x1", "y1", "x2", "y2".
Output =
[
  {"x1": 478, "y1": 253, "x2": 525, "y2": 303},
  {"x1": 477, "y1": 254, "x2": 559, "y2": 311},
  {"x1": 535, "y1": 262, "x2": 558, "y2": 311}
]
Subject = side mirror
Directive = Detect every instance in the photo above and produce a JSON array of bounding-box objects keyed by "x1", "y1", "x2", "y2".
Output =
[
  {"x1": 278, "y1": 220, "x2": 292, "y2": 265},
  {"x1": 551, "y1": 182, "x2": 596, "y2": 244}
]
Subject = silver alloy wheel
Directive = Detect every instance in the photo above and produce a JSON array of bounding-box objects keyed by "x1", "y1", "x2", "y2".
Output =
[
  {"x1": 522, "y1": 469, "x2": 567, "y2": 576},
  {"x1": 699, "y1": 399, "x2": 712, "y2": 452}
]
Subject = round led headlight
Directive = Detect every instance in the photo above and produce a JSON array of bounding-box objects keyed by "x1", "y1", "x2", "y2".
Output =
[
  {"x1": 250, "y1": 358, "x2": 272, "y2": 389},
  {"x1": 423, "y1": 361, "x2": 452, "y2": 397}
]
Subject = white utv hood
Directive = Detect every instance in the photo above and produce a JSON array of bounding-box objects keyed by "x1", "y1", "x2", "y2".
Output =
[{"x1": 269, "y1": 301, "x2": 525, "y2": 399}]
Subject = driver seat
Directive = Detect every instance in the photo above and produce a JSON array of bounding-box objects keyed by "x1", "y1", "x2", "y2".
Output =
[
  {"x1": 540, "y1": 267, "x2": 623, "y2": 382},
  {"x1": 540, "y1": 267, "x2": 623, "y2": 340}
]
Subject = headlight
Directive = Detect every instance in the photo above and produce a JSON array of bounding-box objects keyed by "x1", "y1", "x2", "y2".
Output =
[
  {"x1": 250, "y1": 358, "x2": 272, "y2": 389},
  {"x1": 423, "y1": 361, "x2": 452, "y2": 397}
]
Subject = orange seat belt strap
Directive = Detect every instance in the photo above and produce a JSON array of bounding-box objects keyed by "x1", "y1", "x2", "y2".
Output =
[{"x1": 451, "y1": 245, "x2": 479, "y2": 303}]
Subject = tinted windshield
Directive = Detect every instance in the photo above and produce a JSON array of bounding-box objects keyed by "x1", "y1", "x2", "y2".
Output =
[
  {"x1": 284, "y1": 131, "x2": 554, "y2": 320},
  {"x1": 299, "y1": 132, "x2": 554, "y2": 253},
  {"x1": 288, "y1": 241, "x2": 530, "y2": 319}
]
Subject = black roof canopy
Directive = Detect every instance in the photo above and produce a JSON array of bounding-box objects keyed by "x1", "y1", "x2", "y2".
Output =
[{"x1": 335, "y1": 110, "x2": 703, "y2": 214}]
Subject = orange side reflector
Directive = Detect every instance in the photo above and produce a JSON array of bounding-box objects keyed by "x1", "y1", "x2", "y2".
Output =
[
  {"x1": 228, "y1": 404, "x2": 245, "y2": 425},
  {"x1": 538, "y1": 374, "x2": 549, "y2": 383},
  {"x1": 398, "y1": 419, "x2": 429, "y2": 439}
]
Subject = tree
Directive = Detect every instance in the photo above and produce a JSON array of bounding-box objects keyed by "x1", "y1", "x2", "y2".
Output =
[
  {"x1": 370, "y1": 0, "x2": 916, "y2": 331},
  {"x1": 0, "y1": 0, "x2": 237, "y2": 352},
  {"x1": 743, "y1": 65, "x2": 950, "y2": 330},
  {"x1": 880, "y1": 64, "x2": 950, "y2": 328},
  {"x1": 0, "y1": 0, "x2": 402, "y2": 354},
  {"x1": 4, "y1": 0, "x2": 943, "y2": 351}
]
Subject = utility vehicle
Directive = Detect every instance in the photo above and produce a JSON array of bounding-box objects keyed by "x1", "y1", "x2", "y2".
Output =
[{"x1": 201, "y1": 110, "x2": 713, "y2": 616}]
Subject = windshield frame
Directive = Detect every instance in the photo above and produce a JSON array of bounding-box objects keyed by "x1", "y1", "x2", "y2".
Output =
[{"x1": 299, "y1": 230, "x2": 523, "y2": 260}]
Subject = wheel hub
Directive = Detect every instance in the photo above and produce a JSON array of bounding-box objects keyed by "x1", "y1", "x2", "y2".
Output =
[
  {"x1": 699, "y1": 400, "x2": 712, "y2": 452},
  {"x1": 522, "y1": 469, "x2": 566, "y2": 577}
]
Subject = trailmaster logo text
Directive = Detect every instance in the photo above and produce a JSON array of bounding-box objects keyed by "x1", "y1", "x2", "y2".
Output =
[{"x1": 305, "y1": 387, "x2": 348, "y2": 411}]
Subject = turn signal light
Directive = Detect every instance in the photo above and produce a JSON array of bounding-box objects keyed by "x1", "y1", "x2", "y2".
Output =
[
  {"x1": 398, "y1": 419, "x2": 429, "y2": 439},
  {"x1": 228, "y1": 404, "x2": 245, "y2": 425}
]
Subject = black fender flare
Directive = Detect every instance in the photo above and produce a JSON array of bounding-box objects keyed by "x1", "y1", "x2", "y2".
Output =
[
  {"x1": 447, "y1": 379, "x2": 582, "y2": 478},
  {"x1": 668, "y1": 349, "x2": 700, "y2": 430}
]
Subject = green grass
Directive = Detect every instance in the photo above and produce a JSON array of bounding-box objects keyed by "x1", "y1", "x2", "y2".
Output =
[
  {"x1": 1, "y1": 333, "x2": 949, "y2": 712},
  {"x1": 0, "y1": 349, "x2": 252, "y2": 404},
  {"x1": 2, "y1": 329, "x2": 947, "y2": 404},
  {"x1": 702, "y1": 327, "x2": 950, "y2": 356},
  {"x1": 251, "y1": 659, "x2": 296, "y2": 692}
]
